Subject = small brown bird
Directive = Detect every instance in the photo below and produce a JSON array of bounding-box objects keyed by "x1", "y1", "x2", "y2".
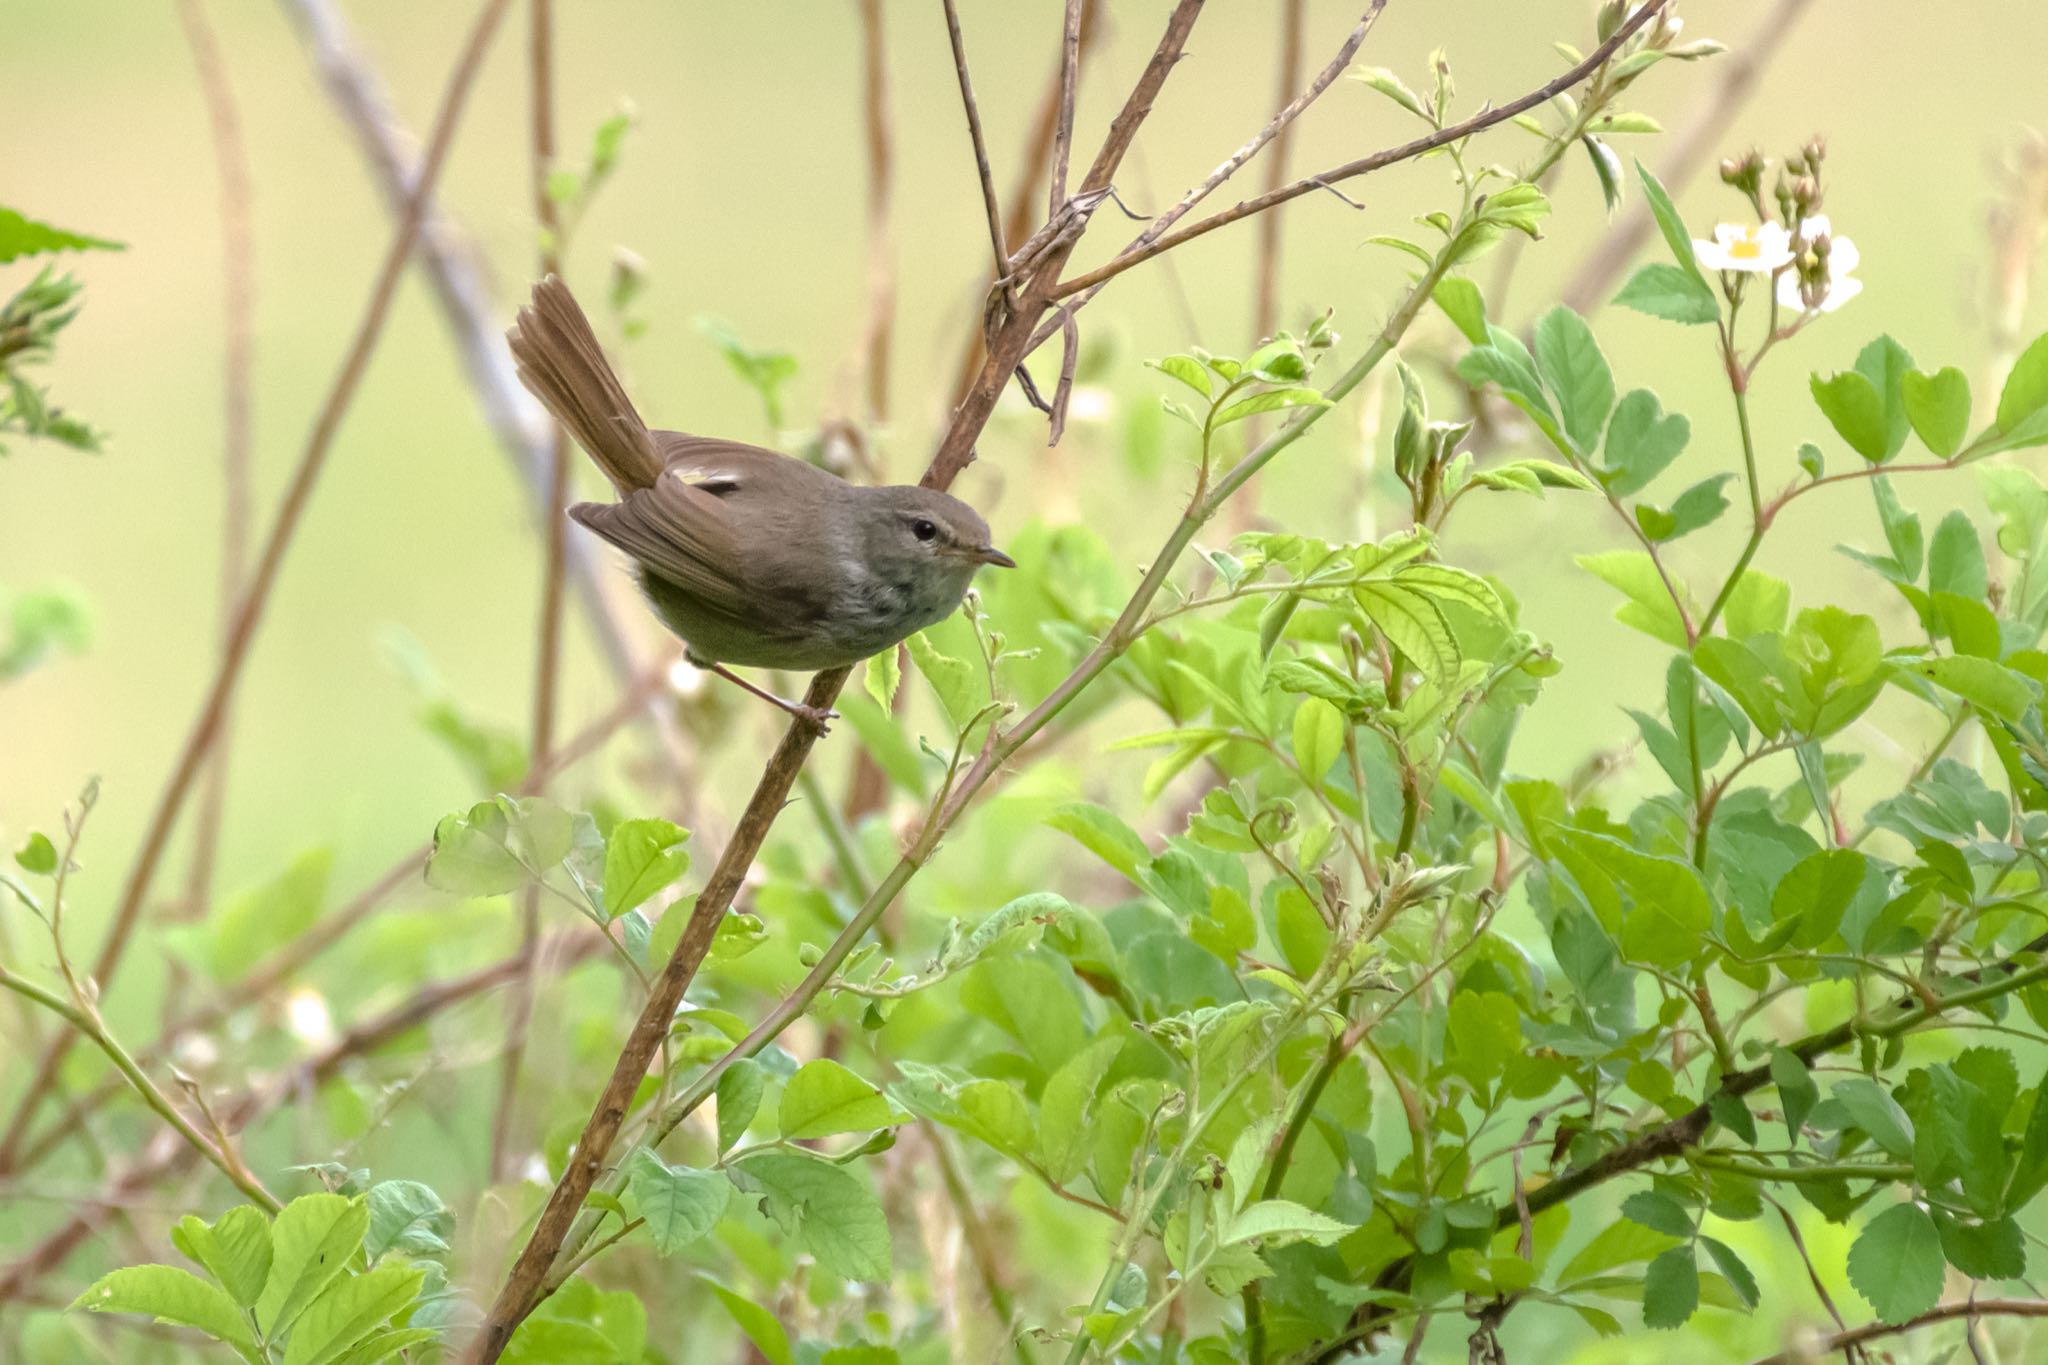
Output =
[{"x1": 508, "y1": 277, "x2": 1012, "y2": 730}]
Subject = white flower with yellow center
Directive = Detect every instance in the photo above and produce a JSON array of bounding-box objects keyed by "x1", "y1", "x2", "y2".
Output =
[
  {"x1": 1692, "y1": 221, "x2": 1795, "y2": 273},
  {"x1": 1776, "y1": 214, "x2": 1862, "y2": 314}
]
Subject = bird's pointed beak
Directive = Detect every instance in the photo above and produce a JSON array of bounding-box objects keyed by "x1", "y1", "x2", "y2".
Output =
[{"x1": 975, "y1": 546, "x2": 1017, "y2": 569}]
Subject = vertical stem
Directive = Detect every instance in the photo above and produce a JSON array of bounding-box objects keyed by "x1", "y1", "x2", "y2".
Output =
[{"x1": 491, "y1": 0, "x2": 567, "y2": 1184}]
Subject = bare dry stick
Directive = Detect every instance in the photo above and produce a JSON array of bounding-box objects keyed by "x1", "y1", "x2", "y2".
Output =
[
  {"x1": 1746, "y1": 1301, "x2": 2048, "y2": 1365},
  {"x1": 1051, "y1": 0, "x2": 1672, "y2": 305},
  {"x1": 1560, "y1": 0, "x2": 1817, "y2": 315},
  {"x1": 0, "y1": 931, "x2": 602, "y2": 1302},
  {"x1": 172, "y1": 0, "x2": 257, "y2": 925},
  {"x1": 0, "y1": 0, "x2": 516, "y2": 1174},
  {"x1": 941, "y1": 0, "x2": 1009, "y2": 276},
  {"x1": 5, "y1": 661, "x2": 672, "y2": 1177},
  {"x1": 491, "y1": 0, "x2": 570, "y2": 1186},
  {"x1": 1048, "y1": 0, "x2": 1085, "y2": 218},
  {"x1": 945, "y1": 0, "x2": 1101, "y2": 409},
  {"x1": 463, "y1": 9, "x2": 1210, "y2": 1356}
]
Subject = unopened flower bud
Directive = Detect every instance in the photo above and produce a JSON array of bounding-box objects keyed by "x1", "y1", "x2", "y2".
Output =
[{"x1": 1596, "y1": 0, "x2": 1627, "y2": 42}]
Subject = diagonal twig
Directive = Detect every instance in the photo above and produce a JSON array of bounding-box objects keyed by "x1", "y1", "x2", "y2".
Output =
[
  {"x1": 941, "y1": 0, "x2": 1008, "y2": 277},
  {"x1": 1051, "y1": 0, "x2": 1673, "y2": 304},
  {"x1": 0, "y1": 0, "x2": 518, "y2": 1173},
  {"x1": 461, "y1": 6, "x2": 1211, "y2": 1356}
]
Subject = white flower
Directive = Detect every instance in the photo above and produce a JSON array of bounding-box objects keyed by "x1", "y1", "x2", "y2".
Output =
[
  {"x1": 1692, "y1": 221, "x2": 1794, "y2": 273},
  {"x1": 1776, "y1": 214, "x2": 1862, "y2": 314}
]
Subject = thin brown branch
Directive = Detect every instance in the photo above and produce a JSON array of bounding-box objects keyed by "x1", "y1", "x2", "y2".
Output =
[
  {"x1": 0, "y1": 0, "x2": 516, "y2": 1173},
  {"x1": 1561, "y1": 0, "x2": 1817, "y2": 315},
  {"x1": 1746, "y1": 1300, "x2": 2048, "y2": 1365},
  {"x1": 927, "y1": 0, "x2": 1207, "y2": 491},
  {"x1": 492, "y1": 0, "x2": 568, "y2": 1187},
  {"x1": 1048, "y1": 0, "x2": 1085, "y2": 219},
  {"x1": 941, "y1": 0, "x2": 1008, "y2": 277},
  {"x1": 945, "y1": 1, "x2": 1102, "y2": 409},
  {"x1": 1053, "y1": 0, "x2": 1672, "y2": 303},
  {"x1": 2, "y1": 660, "x2": 671, "y2": 1177},
  {"x1": 1047, "y1": 0, "x2": 1385, "y2": 336},
  {"x1": 172, "y1": 0, "x2": 257, "y2": 929},
  {"x1": 464, "y1": 9, "x2": 1211, "y2": 1355}
]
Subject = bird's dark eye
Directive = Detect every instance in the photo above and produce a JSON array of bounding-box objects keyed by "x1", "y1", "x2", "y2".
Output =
[{"x1": 911, "y1": 518, "x2": 938, "y2": 542}]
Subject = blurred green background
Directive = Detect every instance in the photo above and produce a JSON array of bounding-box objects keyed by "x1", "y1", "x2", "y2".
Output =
[{"x1": 4, "y1": 0, "x2": 2047, "y2": 1359}]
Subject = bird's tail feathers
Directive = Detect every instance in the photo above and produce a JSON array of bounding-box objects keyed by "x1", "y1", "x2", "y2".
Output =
[{"x1": 507, "y1": 275, "x2": 662, "y2": 493}]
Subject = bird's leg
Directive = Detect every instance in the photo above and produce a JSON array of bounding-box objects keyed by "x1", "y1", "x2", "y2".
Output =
[{"x1": 701, "y1": 661, "x2": 836, "y2": 734}]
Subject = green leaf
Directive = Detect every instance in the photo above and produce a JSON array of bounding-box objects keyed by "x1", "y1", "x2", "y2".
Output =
[
  {"x1": 0, "y1": 207, "x2": 124, "y2": 262},
  {"x1": 629, "y1": 1150, "x2": 730, "y2": 1256},
  {"x1": 779, "y1": 1058, "x2": 905, "y2": 1139},
  {"x1": 1614, "y1": 262, "x2": 1719, "y2": 324},
  {"x1": 1433, "y1": 276, "x2": 1488, "y2": 345},
  {"x1": 1602, "y1": 389, "x2": 1691, "y2": 496},
  {"x1": 1575, "y1": 551, "x2": 1692, "y2": 649},
  {"x1": 1853, "y1": 336, "x2": 1916, "y2": 463},
  {"x1": 1770, "y1": 1048, "x2": 1818, "y2": 1142},
  {"x1": 1724, "y1": 570, "x2": 1790, "y2": 637},
  {"x1": 1833, "y1": 1078, "x2": 1914, "y2": 1159},
  {"x1": 860, "y1": 645, "x2": 901, "y2": 710},
  {"x1": 1770, "y1": 848, "x2": 1870, "y2": 948},
  {"x1": 1700, "y1": 1237, "x2": 1759, "y2": 1310},
  {"x1": 734, "y1": 1152, "x2": 892, "y2": 1281},
  {"x1": 257, "y1": 1194, "x2": 369, "y2": 1338},
  {"x1": 171, "y1": 1206, "x2": 273, "y2": 1309},
  {"x1": 1929, "y1": 510, "x2": 1989, "y2": 600},
  {"x1": 1045, "y1": 802, "x2": 1149, "y2": 882},
  {"x1": 281, "y1": 1264, "x2": 425, "y2": 1365},
  {"x1": 1640, "y1": 1245, "x2": 1699, "y2": 1329},
  {"x1": 1212, "y1": 387, "x2": 1330, "y2": 428},
  {"x1": 1550, "y1": 829, "x2": 1711, "y2": 968},
  {"x1": 1349, "y1": 65, "x2": 1429, "y2": 119},
  {"x1": 716, "y1": 1058, "x2": 766, "y2": 1153},
  {"x1": 701, "y1": 1277, "x2": 795, "y2": 1365},
  {"x1": 1148, "y1": 354, "x2": 1213, "y2": 398},
  {"x1": 1872, "y1": 476, "x2": 1924, "y2": 581},
  {"x1": 1637, "y1": 473, "x2": 1732, "y2": 543},
  {"x1": 1584, "y1": 134, "x2": 1623, "y2": 213},
  {"x1": 364, "y1": 1180, "x2": 452, "y2": 1260},
  {"x1": 1291, "y1": 698, "x2": 1344, "y2": 786},
  {"x1": 72, "y1": 1265, "x2": 260, "y2": 1361},
  {"x1": 1038, "y1": 1036, "x2": 1121, "y2": 1184},
  {"x1": 1995, "y1": 330, "x2": 2048, "y2": 433},
  {"x1": 13, "y1": 831, "x2": 56, "y2": 874},
  {"x1": 1221, "y1": 1199, "x2": 1354, "y2": 1247},
  {"x1": 904, "y1": 630, "x2": 981, "y2": 731},
  {"x1": 601, "y1": 818, "x2": 691, "y2": 920},
  {"x1": 425, "y1": 796, "x2": 571, "y2": 896},
  {"x1": 209, "y1": 848, "x2": 332, "y2": 983},
  {"x1": 1847, "y1": 1203, "x2": 1944, "y2": 1322},
  {"x1": 1620, "y1": 1190, "x2": 1692, "y2": 1239},
  {"x1": 1532, "y1": 307, "x2": 1615, "y2": 452},
  {"x1": 1810, "y1": 369, "x2": 1890, "y2": 462},
  {"x1": 1902, "y1": 366, "x2": 1970, "y2": 457},
  {"x1": 1447, "y1": 989, "x2": 1521, "y2": 1085},
  {"x1": 1907, "y1": 655, "x2": 2040, "y2": 722},
  {"x1": 331, "y1": 1328, "x2": 439, "y2": 1365},
  {"x1": 1934, "y1": 1210, "x2": 2027, "y2": 1280}
]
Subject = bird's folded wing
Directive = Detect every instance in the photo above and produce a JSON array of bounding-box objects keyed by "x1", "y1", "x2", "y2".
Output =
[{"x1": 570, "y1": 474, "x2": 752, "y2": 621}]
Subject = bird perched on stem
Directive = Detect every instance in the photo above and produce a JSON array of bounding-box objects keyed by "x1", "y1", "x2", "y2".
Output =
[{"x1": 508, "y1": 276, "x2": 1013, "y2": 730}]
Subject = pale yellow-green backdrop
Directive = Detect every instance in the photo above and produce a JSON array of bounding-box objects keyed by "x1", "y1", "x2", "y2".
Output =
[{"x1": 3, "y1": 1, "x2": 2045, "y2": 1360}]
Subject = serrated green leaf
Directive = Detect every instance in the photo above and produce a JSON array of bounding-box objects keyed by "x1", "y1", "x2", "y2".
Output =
[
  {"x1": 734, "y1": 1153, "x2": 891, "y2": 1281},
  {"x1": 171, "y1": 1206, "x2": 273, "y2": 1309},
  {"x1": 779, "y1": 1058, "x2": 905, "y2": 1139},
  {"x1": 1902, "y1": 366, "x2": 1970, "y2": 457},
  {"x1": 1641, "y1": 1245, "x2": 1699, "y2": 1329},
  {"x1": 281, "y1": 1264, "x2": 425, "y2": 1365},
  {"x1": 1847, "y1": 1203, "x2": 1944, "y2": 1322},
  {"x1": 72, "y1": 1265, "x2": 260, "y2": 1361},
  {"x1": 1532, "y1": 307, "x2": 1614, "y2": 453},
  {"x1": 629, "y1": 1150, "x2": 730, "y2": 1256},
  {"x1": 258, "y1": 1194, "x2": 369, "y2": 1338},
  {"x1": 602, "y1": 818, "x2": 690, "y2": 920}
]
